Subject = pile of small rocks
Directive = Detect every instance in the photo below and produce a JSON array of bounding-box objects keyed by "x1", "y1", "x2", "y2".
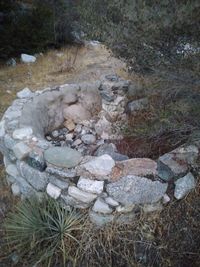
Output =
[
  {"x1": 0, "y1": 74, "x2": 199, "y2": 227},
  {"x1": 45, "y1": 121, "x2": 99, "y2": 156}
]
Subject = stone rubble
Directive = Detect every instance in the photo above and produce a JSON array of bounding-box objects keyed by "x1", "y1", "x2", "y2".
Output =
[{"x1": 0, "y1": 75, "x2": 199, "y2": 226}]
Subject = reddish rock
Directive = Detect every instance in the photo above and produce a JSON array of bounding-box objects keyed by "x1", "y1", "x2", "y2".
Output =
[{"x1": 110, "y1": 158, "x2": 157, "y2": 181}]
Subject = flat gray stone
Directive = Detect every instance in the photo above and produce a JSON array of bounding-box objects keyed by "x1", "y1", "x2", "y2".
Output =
[
  {"x1": 37, "y1": 139, "x2": 50, "y2": 150},
  {"x1": 95, "y1": 143, "x2": 117, "y2": 156},
  {"x1": 83, "y1": 154, "x2": 115, "y2": 177},
  {"x1": 61, "y1": 194, "x2": 89, "y2": 209},
  {"x1": 174, "y1": 172, "x2": 196, "y2": 200},
  {"x1": 81, "y1": 134, "x2": 96, "y2": 145},
  {"x1": 44, "y1": 147, "x2": 82, "y2": 168},
  {"x1": 77, "y1": 177, "x2": 104, "y2": 194},
  {"x1": 3, "y1": 156, "x2": 12, "y2": 167},
  {"x1": 95, "y1": 143, "x2": 128, "y2": 161},
  {"x1": 106, "y1": 175, "x2": 168, "y2": 205},
  {"x1": 6, "y1": 164, "x2": 19, "y2": 177},
  {"x1": 158, "y1": 145, "x2": 198, "y2": 181},
  {"x1": 13, "y1": 142, "x2": 32, "y2": 160},
  {"x1": 13, "y1": 127, "x2": 33, "y2": 140},
  {"x1": 17, "y1": 88, "x2": 33, "y2": 99},
  {"x1": 6, "y1": 120, "x2": 19, "y2": 131},
  {"x1": 6, "y1": 175, "x2": 16, "y2": 184},
  {"x1": 13, "y1": 175, "x2": 36, "y2": 198},
  {"x1": 11, "y1": 183, "x2": 21, "y2": 196},
  {"x1": 68, "y1": 186, "x2": 97, "y2": 203},
  {"x1": 105, "y1": 197, "x2": 119, "y2": 207},
  {"x1": 89, "y1": 211, "x2": 114, "y2": 227},
  {"x1": 4, "y1": 134, "x2": 17, "y2": 149},
  {"x1": 92, "y1": 198, "x2": 113, "y2": 214},
  {"x1": 49, "y1": 176, "x2": 69, "y2": 190},
  {"x1": 0, "y1": 120, "x2": 5, "y2": 138},
  {"x1": 73, "y1": 139, "x2": 82, "y2": 147},
  {"x1": 46, "y1": 166, "x2": 77, "y2": 178},
  {"x1": 17, "y1": 161, "x2": 49, "y2": 191},
  {"x1": 4, "y1": 110, "x2": 21, "y2": 120}
]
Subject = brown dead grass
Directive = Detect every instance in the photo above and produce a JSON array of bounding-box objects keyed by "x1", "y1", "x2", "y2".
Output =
[{"x1": 0, "y1": 44, "x2": 127, "y2": 117}]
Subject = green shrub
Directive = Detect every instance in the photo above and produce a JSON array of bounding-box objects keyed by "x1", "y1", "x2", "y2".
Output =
[{"x1": 5, "y1": 197, "x2": 85, "y2": 267}]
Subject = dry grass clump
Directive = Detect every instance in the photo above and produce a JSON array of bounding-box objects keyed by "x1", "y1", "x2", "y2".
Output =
[{"x1": 78, "y1": 215, "x2": 163, "y2": 267}]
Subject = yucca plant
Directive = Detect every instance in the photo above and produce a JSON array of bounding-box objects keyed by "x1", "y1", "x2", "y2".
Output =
[{"x1": 4, "y1": 196, "x2": 85, "y2": 267}]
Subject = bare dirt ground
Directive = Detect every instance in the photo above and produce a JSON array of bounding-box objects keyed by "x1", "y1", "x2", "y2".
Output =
[{"x1": 0, "y1": 44, "x2": 200, "y2": 267}]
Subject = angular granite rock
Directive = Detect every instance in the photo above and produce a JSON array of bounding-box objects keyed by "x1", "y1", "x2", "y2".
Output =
[
  {"x1": 158, "y1": 145, "x2": 199, "y2": 181},
  {"x1": 174, "y1": 172, "x2": 196, "y2": 200},
  {"x1": 106, "y1": 175, "x2": 168, "y2": 205},
  {"x1": 46, "y1": 183, "x2": 61, "y2": 199},
  {"x1": 95, "y1": 143, "x2": 128, "y2": 161},
  {"x1": 77, "y1": 177, "x2": 104, "y2": 194},
  {"x1": 17, "y1": 88, "x2": 33, "y2": 99},
  {"x1": 81, "y1": 134, "x2": 96, "y2": 145},
  {"x1": 13, "y1": 127, "x2": 33, "y2": 140},
  {"x1": 68, "y1": 186, "x2": 97, "y2": 203},
  {"x1": 120, "y1": 158, "x2": 157, "y2": 177},
  {"x1": 92, "y1": 198, "x2": 113, "y2": 214},
  {"x1": 13, "y1": 142, "x2": 32, "y2": 160},
  {"x1": 61, "y1": 194, "x2": 90, "y2": 209},
  {"x1": 44, "y1": 147, "x2": 82, "y2": 168},
  {"x1": 18, "y1": 161, "x2": 49, "y2": 191},
  {"x1": 83, "y1": 154, "x2": 115, "y2": 177}
]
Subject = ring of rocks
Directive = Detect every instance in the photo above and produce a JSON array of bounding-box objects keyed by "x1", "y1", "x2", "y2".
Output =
[{"x1": 0, "y1": 75, "x2": 199, "y2": 226}]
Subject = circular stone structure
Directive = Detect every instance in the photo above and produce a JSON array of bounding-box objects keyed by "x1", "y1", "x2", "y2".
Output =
[{"x1": 0, "y1": 75, "x2": 199, "y2": 226}]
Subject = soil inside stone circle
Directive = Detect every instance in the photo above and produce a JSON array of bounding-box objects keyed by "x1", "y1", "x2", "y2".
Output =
[{"x1": 113, "y1": 130, "x2": 191, "y2": 160}]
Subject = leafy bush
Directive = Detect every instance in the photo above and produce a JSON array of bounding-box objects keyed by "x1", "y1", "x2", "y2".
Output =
[
  {"x1": 78, "y1": 0, "x2": 200, "y2": 71},
  {"x1": 5, "y1": 197, "x2": 85, "y2": 266}
]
